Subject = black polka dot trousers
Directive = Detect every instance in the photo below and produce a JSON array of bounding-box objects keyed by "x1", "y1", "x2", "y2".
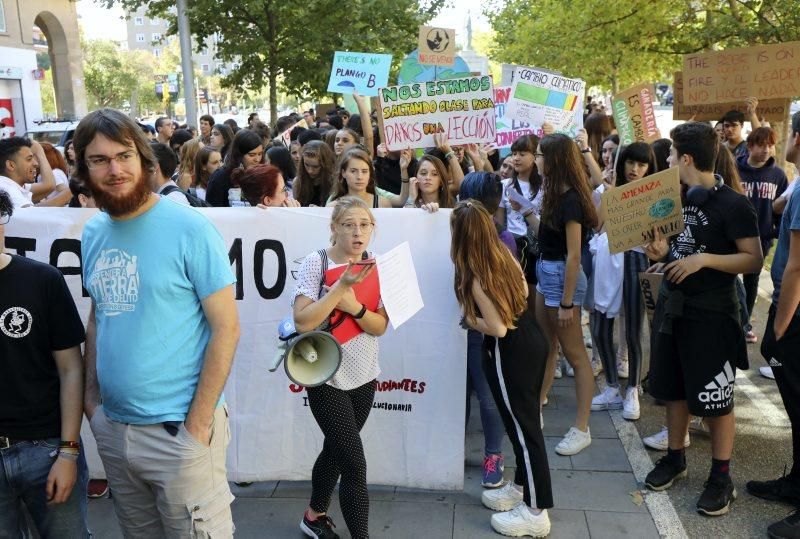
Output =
[{"x1": 306, "y1": 379, "x2": 376, "y2": 538}]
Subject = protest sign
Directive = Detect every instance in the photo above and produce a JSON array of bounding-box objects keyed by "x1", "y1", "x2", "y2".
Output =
[
  {"x1": 682, "y1": 41, "x2": 800, "y2": 105},
  {"x1": 611, "y1": 83, "x2": 660, "y2": 145},
  {"x1": 6, "y1": 207, "x2": 467, "y2": 489},
  {"x1": 418, "y1": 26, "x2": 455, "y2": 66},
  {"x1": 326, "y1": 51, "x2": 392, "y2": 97},
  {"x1": 638, "y1": 272, "x2": 664, "y2": 323},
  {"x1": 506, "y1": 66, "x2": 585, "y2": 137},
  {"x1": 378, "y1": 76, "x2": 496, "y2": 151},
  {"x1": 672, "y1": 71, "x2": 790, "y2": 122},
  {"x1": 494, "y1": 86, "x2": 536, "y2": 149},
  {"x1": 276, "y1": 118, "x2": 307, "y2": 147},
  {"x1": 601, "y1": 167, "x2": 684, "y2": 254},
  {"x1": 315, "y1": 102, "x2": 336, "y2": 120}
]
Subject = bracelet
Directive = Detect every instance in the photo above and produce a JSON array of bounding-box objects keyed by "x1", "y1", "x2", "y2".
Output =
[
  {"x1": 353, "y1": 304, "x2": 367, "y2": 319},
  {"x1": 401, "y1": 179, "x2": 410, "y2": 183},
  {"x1": 57, "y1": 450, "x2": 79, "y2": 461},
  {"x1": 404, "y1": 202, "x2": 416, "y2": 208},
  {"x1": 559, "y1": 302, "x2": 574, "y2": 309},
  {"x1": 59, "y1": 441, "x2": 80, "y2": 450},
  {"x1": 522, "y1": 208, "x2": 535, "y2": 218},
  {"x1": 444, "y1": 151, "x2": 455, "y2": 160},
  {"x1": 580, "y1": 148, "x2": 591, "y2": 154}
]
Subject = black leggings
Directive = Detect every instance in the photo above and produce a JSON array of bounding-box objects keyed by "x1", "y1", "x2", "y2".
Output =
[
  {"x1": 307, "y1": 380, "x2": 376, "y2": 539},
  {"x1": 483, "y1": 310, "x2": 553, "y2": 509},
  {"x1": 591, "y1": 250, "x2": 649, "y2": 387}
]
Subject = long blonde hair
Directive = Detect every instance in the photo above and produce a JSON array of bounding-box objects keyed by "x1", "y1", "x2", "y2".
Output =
[
  {"x1": 179, "y1": 139, "x2": 202, "y2": 179},
  {"x1": 450, "y1": 200, "x2": 527, "y2": 327}
]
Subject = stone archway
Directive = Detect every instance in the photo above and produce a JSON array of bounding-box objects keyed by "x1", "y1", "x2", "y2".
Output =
[{"x1": 32, "y1": 10, "x2": 87, "y2": 118}]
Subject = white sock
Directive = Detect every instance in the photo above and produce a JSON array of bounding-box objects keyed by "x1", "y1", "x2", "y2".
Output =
[
  {"x1": 511, "y1": 483, "x2": 523, "y2": 493},
  {"x1": 527, "y1": 506, "x2": 543, "y2": 516}
]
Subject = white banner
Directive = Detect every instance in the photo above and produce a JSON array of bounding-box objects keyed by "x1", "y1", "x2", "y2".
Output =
[{"x1": 5, "y1": 207, "x2": 467, "y2": 490}]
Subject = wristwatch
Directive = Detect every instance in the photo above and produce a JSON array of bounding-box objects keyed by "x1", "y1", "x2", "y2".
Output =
[{"x1": 353, "y1": 304, "x2": 367, "y2": 319}]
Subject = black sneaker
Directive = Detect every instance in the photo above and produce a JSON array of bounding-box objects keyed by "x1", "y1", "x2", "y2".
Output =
[
  {"x1": 768, "y1": 509, "x2": 800, "y2": 539},
  {"x1": 697, "y1": 474, "x2": 737, "y2": 516},
  {"x1": 747, "y1": 476, "x2": 800, "y2": 506},
  {"x1": 300, "y1": 513, "x2": 339, "y2": 539},
  {"x1": 645, "y1": 456, "x2": 687, "y2": 491}
]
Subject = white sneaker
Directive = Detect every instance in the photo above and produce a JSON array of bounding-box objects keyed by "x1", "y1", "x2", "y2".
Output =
[
  {"x1": 542, "y1": 396, "x2": 548, "y2": 406},
  {"x1": 642, "y1": 426, "x2": 690, "y2": 451},
  {"x1": 482, "y1": 482, "x2": 524, "y2": 512},
  {"x1": 590, "y1": 355, "x2": 603, "y2": 377},
  {"x1": 622, "y1": 387, "x2": 640, "y2": 420},
  {"x1": 564, "y1": 358, "x2": 575, "y2": 377},
  {"x1": 491, "y1": 503, "x2": 551, "y2": 538},
  {"x1": 555, "y1": 426, "x2": 591, "y2": 456},
  {"x1": 759, "y1": 366, "x2": 776, "y2": 380},
  {"x1": 553, "y1": 360, "x2": 562, "y2": 379},
  {"x1": 591, "y1": 386, "x2": 623, "y2": 411},
  {"x1": 616, "y1": 358, "x2": 629, "y2": 378}
]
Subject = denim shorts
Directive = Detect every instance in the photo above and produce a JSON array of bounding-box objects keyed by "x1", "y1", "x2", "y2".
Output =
[{"x1": 535, "y1": 259, "x2": 588, "y2": 308}]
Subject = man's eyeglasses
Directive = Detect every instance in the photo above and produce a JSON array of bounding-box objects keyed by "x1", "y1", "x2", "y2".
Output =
[{"x1": 85, "y1": 151, "x2": 138, "y2": 171}]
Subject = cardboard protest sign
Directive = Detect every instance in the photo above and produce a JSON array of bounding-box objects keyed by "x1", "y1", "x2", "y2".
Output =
[
  {"x1": 612, "y1": 83, "x2": 660, "y2": 145},
  {"x1": 378, "y1": 76, "x2": 496, "y2": 151},
  {"x1": 326, "y1": 51, "x2": 392, "y2": 97},
  {"x1": 494, "y1": 86, "x2": 536, "y2": 149},
  {"x1": 315, "y1": 103, "x2": 336, "y2": 120},
  {"x1": 418, "y1": 26, "x2": 455, "y2": 66},
  {"x1": 672, "y1": 71, "x2": 790, "y2": 122},
  {"x1": 638, "y1": 272, "x2": 664, "y2": 323},
  {"x1": 682, "y1": 41, "x2": 800, "y2": 105},
  {"x1": 276, "y1": 119, "x2": 307, "y2": 148},
  {"x1": 601, "y1": 167, "x2": 684, "y2": 255},
  {"x1": 506, "y1": 66, "x2": 585, "y2": 137}
]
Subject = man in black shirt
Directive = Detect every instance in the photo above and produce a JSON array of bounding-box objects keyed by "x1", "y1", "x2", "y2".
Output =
[
  {"x1": 643, "y1": 122, "x2": 762, "y2": 516},
  {"x1": 0, "y1": 191, "x2": 89, "y2": 536}
]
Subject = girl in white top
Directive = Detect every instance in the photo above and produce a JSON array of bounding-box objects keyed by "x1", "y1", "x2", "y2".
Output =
[{"x1": 292, "y1": 196, "x2": 388, "y2": 539}]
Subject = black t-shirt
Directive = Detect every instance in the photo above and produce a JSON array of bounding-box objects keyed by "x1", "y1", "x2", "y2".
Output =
[
  {"x1": 375, "y1": 156, "x2": 418, "y2": 196},
  {"x1": 206, "y1": 167, "x2": 233, "y2": 207},
  {"x1": 667, "y1": 184, "x2": 758, "y2": 296},
  {"x1": 538, "y1": 188, "x2": 585, "y2": 260},
  {"x1": 0, "y1": 255, "x2": 85, "y2": 439}
]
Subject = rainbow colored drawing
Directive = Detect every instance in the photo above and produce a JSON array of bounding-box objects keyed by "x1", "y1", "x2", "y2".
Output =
[{"x1": 513, "y1": 82, "x2": 579, "y2": 111}]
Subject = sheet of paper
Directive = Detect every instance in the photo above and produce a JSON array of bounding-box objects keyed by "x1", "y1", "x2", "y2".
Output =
[{"x1": 376, "y1": 242, "x2": 424, "y2": 330}]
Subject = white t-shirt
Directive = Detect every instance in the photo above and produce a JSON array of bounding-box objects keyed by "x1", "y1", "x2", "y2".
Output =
[
  {"x1": 501, "y1": 177, "x2": 541, "y2": 236},
  {"x1": 292, "y1": 250, "x2": 381, "y2": 390},
  {"x1": 0, "y1": 175, "x2": 33, "y2": 209},
  {"x1": 782, "y1": 177, "x2": 798, "y2": 200},
  {"x1": 156, "y1": 180, "x2": 191, "y2": 205},
  {"x1": 30, "y1": 169, "x2": 69, "y2": 203}
]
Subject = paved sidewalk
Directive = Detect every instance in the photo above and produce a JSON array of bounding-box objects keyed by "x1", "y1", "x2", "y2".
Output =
[{"x1": 87, "y1": 373, "x2": 659, "y2": 538}]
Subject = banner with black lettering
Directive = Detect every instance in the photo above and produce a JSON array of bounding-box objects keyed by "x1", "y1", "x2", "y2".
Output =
[{"x1": 5, "y1": 207, "x2": 467, "y2": 489}]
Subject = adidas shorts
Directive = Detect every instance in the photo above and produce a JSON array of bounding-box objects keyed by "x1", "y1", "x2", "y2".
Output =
[{"x1": 649, "y1": 308, "x2": 745, "y2": 417}]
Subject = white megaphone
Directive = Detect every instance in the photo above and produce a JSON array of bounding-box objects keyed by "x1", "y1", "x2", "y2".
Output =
[{"x1": 269, "y1": 317, "x2": 342, "y2": 387}]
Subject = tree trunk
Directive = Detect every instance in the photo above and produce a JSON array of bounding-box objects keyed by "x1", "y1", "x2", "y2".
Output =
[{"x1": 269, "y1": 66, "x2": 278, "y2": 127}]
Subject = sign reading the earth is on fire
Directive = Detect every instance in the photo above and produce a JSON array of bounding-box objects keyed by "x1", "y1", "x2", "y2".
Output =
[{"x1": 417, "y1": 26, "x2": 455, "y2": 67}]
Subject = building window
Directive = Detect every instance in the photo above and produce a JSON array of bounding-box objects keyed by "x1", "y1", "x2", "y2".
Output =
[
  {"x1": 201, "y1": 63, "x2": 210, "y2": 73},
  {"x1": 0, "y1": 1, "x2": 6, "y2": 33},
  {"x1": 136, "y1": 33, "x2": 145, "y2": 43},
  {"x1": 149, "y1": 18, "x2": 160, "y2": 26},
  {"x1": 134, "y1": 16, "x2": 144, "y2": 26},
  {"x1": 151, "y1": 33, "x2": 162, "y2": 42},
  {"x1": 153, "y1": 48, "x2": 161, "y2": 58}
]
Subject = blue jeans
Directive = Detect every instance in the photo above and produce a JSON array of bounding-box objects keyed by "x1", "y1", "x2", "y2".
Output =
[
  {"x1": 0, "y1": 438, "x2": 89, "y2": 538},
  {"x1": 466, "y1": 329, "x2": 504, "y2": 455}
]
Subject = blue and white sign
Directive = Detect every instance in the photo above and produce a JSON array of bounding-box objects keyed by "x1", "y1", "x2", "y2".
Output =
[{"x1": 326, "y1": 51, "x2": 392, "y2": 97}]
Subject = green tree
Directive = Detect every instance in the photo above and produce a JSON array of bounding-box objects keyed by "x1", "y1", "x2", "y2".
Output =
[
  {"x1": 486, "y1": 0, "x2": 800, "y2": 94},
  {"x1": 82, "y1": 39, "x2": 139, "y2": 109},
  {"x1": 107, "y1": 0, "x2": 444, "y2": 124}
]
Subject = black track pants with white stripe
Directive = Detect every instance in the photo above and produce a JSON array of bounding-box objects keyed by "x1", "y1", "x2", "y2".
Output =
[{"x1": 483, "y1": 310, "x2": 553, "y2": 509}]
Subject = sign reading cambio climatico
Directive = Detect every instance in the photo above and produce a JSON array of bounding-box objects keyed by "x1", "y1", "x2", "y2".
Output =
[{"x1": 378, "y1": 76, "x2": 496, "y2": 151}]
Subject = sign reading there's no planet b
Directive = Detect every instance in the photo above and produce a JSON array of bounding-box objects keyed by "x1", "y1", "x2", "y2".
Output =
[{"x1": 327, "y1": 51, "x2": 392, "y2": 97}]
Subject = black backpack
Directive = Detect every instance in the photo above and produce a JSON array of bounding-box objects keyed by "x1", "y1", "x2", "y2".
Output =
[{"x1": 161, "y1": 184, "x2": 211, "y2": 207}]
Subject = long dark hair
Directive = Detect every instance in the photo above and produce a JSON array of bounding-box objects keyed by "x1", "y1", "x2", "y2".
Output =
[
  {"x1": 416, "y1": 155, "x2": 454, "y2": 208},
  {"x1": 614, "y1": 142, "x2": 658, "y2": 186},
  {"x1": 330, "y1": 148, "x2": 376, "y2": 202},
  {"x1": 224, "y1": 129, "x2": 262, "y2": 171},
  {"x1": 266, "y1": 145, "x2": 296, "y2": 182},
  {"x1": 296, "y1": 140, "x2": 336, "y2": 206},
  {"x1": 509, "y1": 134, "x2": 542, "y2": 192},
  {"x1": 194, "y1": 146, "x2": 219, "y2": 189},
  {"x1": 538, "y1": 134, "x2": 598, "y2": 230},
  {"x1": 212, "y1": 123, "x2": 234, "y2": 159},
  {"x1": 715, "y1": 143, "x2": 745, "y2": 194}
]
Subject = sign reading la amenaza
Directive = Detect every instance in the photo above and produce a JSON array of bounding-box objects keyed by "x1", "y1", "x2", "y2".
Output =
[
  {"x1": 378, "y1": 76, "x2": 496, "y2": 151},
  {"x1": 601, "y1": 167, "x2": 684, "y2": 255}
]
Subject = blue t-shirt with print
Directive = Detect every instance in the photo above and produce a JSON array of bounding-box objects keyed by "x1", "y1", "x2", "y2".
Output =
[
  {"x1": 81, "y1": 198, "x2": 236, "y2": 424},
  {"x1": 771, "y1": 188, "x2": 800, "y2": 317}
]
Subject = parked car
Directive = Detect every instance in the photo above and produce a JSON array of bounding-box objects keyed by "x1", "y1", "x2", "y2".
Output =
[{"x1": 24, "y1": 120, "x2": 80, "y2": 150}]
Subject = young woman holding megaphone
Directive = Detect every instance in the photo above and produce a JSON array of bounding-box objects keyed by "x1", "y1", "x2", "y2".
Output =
[{"x1": 292, "y1": 196, "x2": 388, "y2": 539}]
